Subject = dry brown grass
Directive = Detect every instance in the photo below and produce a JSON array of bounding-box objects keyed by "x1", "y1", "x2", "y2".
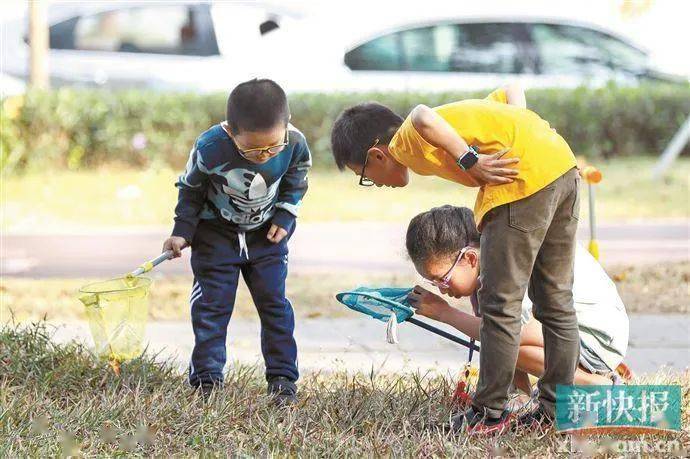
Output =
[
  {"x1": 1, "y1": 262, "x2": 687, "y2": 324},
  {"x1": 0, "y1": 272, "x2": 415, "y2": 322},
  {"x1": 1, "y1": 323, "x2": 688, "y2": 457}
]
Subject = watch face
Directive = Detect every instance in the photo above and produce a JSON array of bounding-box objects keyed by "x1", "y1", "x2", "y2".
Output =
[{"x1": 459, "y1": 150, "x2": 478, "y2": 170}]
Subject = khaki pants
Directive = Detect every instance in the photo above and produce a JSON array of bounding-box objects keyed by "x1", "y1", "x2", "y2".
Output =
[{"x1": 474, "y1": 167, "x2": 580, "y2": 418}]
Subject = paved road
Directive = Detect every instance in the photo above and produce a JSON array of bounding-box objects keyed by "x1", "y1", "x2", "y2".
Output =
[
  {"x1": 48, "y1": 314, "x2": 689, "y2": 375},
  {"x1": 1, "y1": 221, "x2": 688, "y2": 277}
]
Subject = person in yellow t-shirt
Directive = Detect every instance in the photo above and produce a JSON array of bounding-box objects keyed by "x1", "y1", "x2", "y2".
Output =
[{"x1": 330, "y1": 84, "x2": 581, "y2": 435}]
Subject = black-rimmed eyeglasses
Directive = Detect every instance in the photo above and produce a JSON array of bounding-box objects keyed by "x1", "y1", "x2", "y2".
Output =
[{"x1": 358, "y1": 138, "x2": 379, "y2": 187}]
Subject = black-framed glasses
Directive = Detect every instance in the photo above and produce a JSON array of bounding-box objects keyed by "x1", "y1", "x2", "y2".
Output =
[{"x1": 358, "y1": 138, "x2": 379, "y2": 187}]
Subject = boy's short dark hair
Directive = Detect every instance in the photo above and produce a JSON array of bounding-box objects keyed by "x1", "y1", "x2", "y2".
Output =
[
  {"x1": 226, "y1": 78, "x2": 290, "y2": 134},
  {"x1": 406, "y1": 205, "x2": 480, "y2": 267},
  {"x1": 330, "y1": 102, "x2": 403, "y2": 170}
]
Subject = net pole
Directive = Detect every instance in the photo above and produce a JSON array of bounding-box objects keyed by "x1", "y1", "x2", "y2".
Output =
[{"x1": 407, "y1": 317, "x2": 480, "y2": 352}]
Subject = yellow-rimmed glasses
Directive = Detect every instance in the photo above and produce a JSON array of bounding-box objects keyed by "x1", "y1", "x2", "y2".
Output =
[{"x1": 222, "y1": 121, "x2": 289, "y2": 160}]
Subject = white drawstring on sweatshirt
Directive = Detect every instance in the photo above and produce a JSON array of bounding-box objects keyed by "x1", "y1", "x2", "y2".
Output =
[{"x1": 238, "y1": 232, "x2": 249, "y2": 259}]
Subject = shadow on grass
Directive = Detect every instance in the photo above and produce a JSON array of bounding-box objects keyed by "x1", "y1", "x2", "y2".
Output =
[{"x1": 1, "y1": 322, "x2": 688, "y2": 456}]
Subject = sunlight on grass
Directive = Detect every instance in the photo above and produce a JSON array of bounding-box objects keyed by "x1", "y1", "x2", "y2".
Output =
[
  {"x1": 2, "y1": 158, "x2": 688, "y2": 233},
  {"x1": 1, "y1": 323, "x2": 688, "y2": 456}
]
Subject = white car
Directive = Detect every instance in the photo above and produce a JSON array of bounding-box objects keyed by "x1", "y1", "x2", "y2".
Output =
[
  {"x1": 2, "y1": 1, "x2": 302, "y2": 91},
  {"x1": 265, "y1": 8, "x2": 686, "y2": 93},
  {"x1": 2, "y1": 1, "x2": 685, "y2": 93}
]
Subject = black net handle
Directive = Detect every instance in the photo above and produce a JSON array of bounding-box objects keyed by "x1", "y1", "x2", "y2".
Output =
[{"x1": 406, "y1": 317, "x2": 480, "y2": 352}]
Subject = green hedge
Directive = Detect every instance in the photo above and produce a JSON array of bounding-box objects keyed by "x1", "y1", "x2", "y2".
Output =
[{"x1": 2, "y1": 84, "x2": 689, "y2": 173}]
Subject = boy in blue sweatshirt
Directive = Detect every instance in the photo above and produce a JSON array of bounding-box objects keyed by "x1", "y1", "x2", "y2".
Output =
[{"x1": 162, "y1": 79, "x2": 311, "y2": 404}]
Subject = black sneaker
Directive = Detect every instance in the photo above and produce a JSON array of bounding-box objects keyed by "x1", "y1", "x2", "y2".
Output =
[
  {"x1": 193, "y1": 382, "x2": 222, "y2": 402},
  {"x1": 267, "y1": 377, "x2": 297, "y2": 407},
  {"x1": 515, "y1": 403, "x2": 554, "y2": 431},
  {"x1": 451, "y1": 407, "x2": 514, "y2": 436}
]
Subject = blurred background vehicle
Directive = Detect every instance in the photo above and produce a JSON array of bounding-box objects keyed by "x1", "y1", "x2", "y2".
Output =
[
  {"x1": 0, "y1": 72, "x2": 26, "y2": 96},
  {"x1": 2, "y1": 0, "x2": 687, "y2": 93},
  {"x1": 1, "y1": 1, "x2": 302, "y2": 91},
  {"x1": 270, "y1": 15, "x2": 685, "y2": 92}
]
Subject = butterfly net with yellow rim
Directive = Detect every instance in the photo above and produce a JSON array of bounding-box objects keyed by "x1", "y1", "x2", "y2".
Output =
[{"x1": 78, "y1": 277, "x2": 151, "y2": 361}]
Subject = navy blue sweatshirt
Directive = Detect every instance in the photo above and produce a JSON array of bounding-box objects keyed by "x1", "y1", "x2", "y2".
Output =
[{"x1": 172, "y1": 123, "x2": 311, "y2": 242}]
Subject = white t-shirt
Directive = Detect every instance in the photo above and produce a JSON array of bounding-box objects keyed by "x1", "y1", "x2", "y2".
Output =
[{"x1": 521, "y1": 244, "x2": 629, "y2": 371}]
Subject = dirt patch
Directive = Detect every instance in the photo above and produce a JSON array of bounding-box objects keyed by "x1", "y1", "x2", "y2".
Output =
[
  {"x1": 1, "y1": 263, "x2": 686, "y2": 323},
  {"x1": 607, "y1": 261, "x2": 689, "y2": 314}
]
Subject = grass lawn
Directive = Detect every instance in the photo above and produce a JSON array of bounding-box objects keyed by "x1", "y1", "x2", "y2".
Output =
[
  {"x1": 1, "y1": 323, "x2": 688, "y2": 456},
  {"x1": 2, "y1": 158, "x2": 688, "y2": 232},
  {"x1": 2, "y1": 262, "x2": 687, "y2": 323}
]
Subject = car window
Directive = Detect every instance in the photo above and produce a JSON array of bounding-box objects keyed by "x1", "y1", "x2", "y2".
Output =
[
  {"x1": 47, "y1": 17, "x2": 78, "y2": 50},
  {"x1": 345, "y1": 22, "x2": 529, "y2": 73},
  {"x1": 529, "y1": 23, "x2": 647, "y2": 75},
  {"x1": 344, "y1": 32, "x2": 402, "y2": 71},
  {"x1": 583, "y1": 29, "x2": 647, "y2": 72},
  {"x1": 399, "y1": 24, "x2": 456, "y2": 71},
  {"x1": 48, "y1": 5, "x2": 218, "y2": 56},
  {"x1": 449, "y1": 23, "x2": 529, "y2": 73}
]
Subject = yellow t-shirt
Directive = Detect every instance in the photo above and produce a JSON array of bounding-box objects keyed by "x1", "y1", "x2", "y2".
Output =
[{"x1": 388, "y1": 88, "x2": 577, "y2": 227}]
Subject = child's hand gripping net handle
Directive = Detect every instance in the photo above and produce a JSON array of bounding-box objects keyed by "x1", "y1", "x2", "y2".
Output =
[{"x1": 128, "y1": 250, "x2": 174, "y2": 277}]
